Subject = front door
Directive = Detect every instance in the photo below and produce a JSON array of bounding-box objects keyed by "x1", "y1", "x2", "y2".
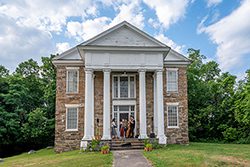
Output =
[{"x1": 113, "y1": 105, "x2": 136, "y2": 137}]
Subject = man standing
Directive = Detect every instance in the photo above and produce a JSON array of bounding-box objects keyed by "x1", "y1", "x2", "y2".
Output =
[{"x1": 130, "y1": 116, "x2": 135, "y2": 138}]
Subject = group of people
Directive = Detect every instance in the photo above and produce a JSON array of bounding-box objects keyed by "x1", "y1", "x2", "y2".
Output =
[{"x1": 111, "y1": 116, "x2": 135, "y2": 139}]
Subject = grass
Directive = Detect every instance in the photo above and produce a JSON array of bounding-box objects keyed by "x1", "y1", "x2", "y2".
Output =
[
  {"x1": 2, "y1": 148, "x2": 113, "y2": 167},
  {"x1": 144, "y1": 142, "x2": 250, "y2": 167}
]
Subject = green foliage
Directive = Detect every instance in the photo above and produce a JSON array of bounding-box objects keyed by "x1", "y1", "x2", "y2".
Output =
[
  {"x1": 101, "y1": 145, "x2": 110, "y2": 151},
  {"x1": 145, "y1": 143, "x2": 152, "y2": 148},
  {"x1": 187, "y1": 48, "x2": 250, "y2": 143},
  {"x1": 0, "y1": 55, "x2": 56, "y2": 151}
]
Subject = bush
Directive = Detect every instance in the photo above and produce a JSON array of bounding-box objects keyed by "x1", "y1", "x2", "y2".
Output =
[{"x1": 222, "y1": 127, "x2": 238, "y2": 142}]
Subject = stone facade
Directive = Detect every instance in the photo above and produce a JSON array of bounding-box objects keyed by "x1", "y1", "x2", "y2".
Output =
[
  {"x1": 54, "y1": 67, "x2": 189, "y2": 152},
  {"x1": 54, "y1": 66, "x2": 85, "y2": 153},
  {"x1": 55, "y1": 68, "x2": 189, "y2": 152},
  {"x1": 163, "y1": 67, "x2": 189, "y2": 144}
]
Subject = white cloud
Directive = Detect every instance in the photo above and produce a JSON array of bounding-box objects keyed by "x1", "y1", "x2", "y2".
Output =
[
  {"x1": 109, "y1": 1, "x2": 144, "y2": 29},
  {"x1": 143, "y1": 0, "x2": 189, "y2": 29},
  {"x1": 56, "y1": 42, "x2": 71, "y2": 54},
  {"x1": 66, "y1": 17, "x2": 111, "y2": 41},
  {"x1": 0, "y1": 14, "x2": 53, "y2": 71},
  {"x1": 0, "y1": 0, "x2": 93, "y2": 33},
  {"x1": 66, "y1": 0, "x2": 144, "y2": 42},
  {"x1": 207, "y1": 0, "x2": 223, "y2": 7},
  {"x1": 155, "y1": 34, "x2": 185, "y2": 54},
  {"x1": 198, "y1": 0, "x2": 250, "y2": 72}
]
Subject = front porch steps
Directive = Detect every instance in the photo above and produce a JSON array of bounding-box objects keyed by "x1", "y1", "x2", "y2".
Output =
[{"x1": 110, "y1": 138, "x2": 144, "y2": 150}]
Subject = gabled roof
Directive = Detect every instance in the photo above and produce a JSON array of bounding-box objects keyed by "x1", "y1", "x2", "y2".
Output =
[
  {"x1": 53, "y1": 21, "x2": 190, "y2": 65},
  {"x1": 79, "y1": 21, "x2": 168, "y2": 47}
]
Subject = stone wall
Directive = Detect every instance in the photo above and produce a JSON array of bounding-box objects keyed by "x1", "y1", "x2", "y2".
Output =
[
  {"x1": 54, "y1": 66, "x2": 85, "y2": 153},
  {"x1": 163, "y1": 67, "x2": 189, "y2": 144},
  {"x1": 94, "y1": 71, "x2": 104, "y2": 137},
  {"x1": 146, "y1": 72, "x2": 154, "y2": 135}
]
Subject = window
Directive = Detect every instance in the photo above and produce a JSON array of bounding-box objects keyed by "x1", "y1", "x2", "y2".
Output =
[
  {"x1": 113, "y1": 75, "x2": 135, "y2": 98},
  {"x1": 66, "y1": 68, "x2": 79, "y2": 93},
  {"x1": 66, "y1": 107, "x2": 78, "y2": 131},
  {"x1": 167, "y1": 105, "x2": 179, "y2": 128},
  {"x1": 167, "y1": 68, "x2": 178, "y2": 92}
]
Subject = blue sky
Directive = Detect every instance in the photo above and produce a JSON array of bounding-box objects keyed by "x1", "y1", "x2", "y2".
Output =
[{"x1": 0, "y1": 0, "x2": 249, "y2": 79}]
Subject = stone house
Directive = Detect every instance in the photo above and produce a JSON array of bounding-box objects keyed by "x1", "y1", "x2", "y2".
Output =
[{"x1": 52, "y1": 21, "x2": 190, "y2": 152}]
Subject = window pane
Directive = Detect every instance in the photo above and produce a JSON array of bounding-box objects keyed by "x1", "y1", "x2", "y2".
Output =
[
  {"x1": 168, "y1": 106, "x2": 178, "y2": 127},
  {"x1": 114, "y1": 105, "x2": 118, "y2": 111},
  {"x1": 119, "y1": 105, "x2": 129, "y2": 111},
  {"x1": 67, "y1": 70, "x2": 78, "y2": 92},
  {"x1": 114, "y1": 113, "x2": 118, "y2": 122},
  {"x1": 167, "y1": 70, "x2": 178, "y2": 92},
  {"x1": 120, "y1": 77, "x2": 128, "y2": 98},
  {"x1": 114, "y1": 77, "x2": 118, "y2": 98},
  {"x1": 130, "y1": 105, "x2": 135, "y2": 111},
  {"x1": 67, "y1": 108, "x2": 77, "y2": 129},
  {"x1": 130, "y1": 112, "x2": 134, "y2": 118},
  {"x1": 130, "y1": 76, "x2": 135, "y2": 98}
]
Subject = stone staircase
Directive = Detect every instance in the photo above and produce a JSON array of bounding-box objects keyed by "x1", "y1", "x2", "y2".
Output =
[{"x1": 110, "y1": 138, "x2": 144, "y2": 150}]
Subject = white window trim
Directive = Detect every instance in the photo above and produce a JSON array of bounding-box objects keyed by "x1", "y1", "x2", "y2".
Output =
[
  {"x1": 112, "y1": 74, "x2": 136, "y2": 99},
  {"x1": 167, "y1": 103, "x2": 179, "y2": 128},
  {"x1": 65, "y1": 106, "x2": 79, "y2": 131},
  {"x1": 166, "y1": 68, "x2": 178, "y2": 93},
  {"x1": 66, "y1": 68, "x2": 79, "y2": 94}
]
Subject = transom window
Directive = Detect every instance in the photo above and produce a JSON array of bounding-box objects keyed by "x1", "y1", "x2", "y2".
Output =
[
  {"x1": 167, "y1": 68, "x2": 178, "y2": 92},
  {"x1": 167, "y1": 105, "x2": 179, "y2": 128},
  {"x1": 66, "y1": 107, "x2": 78, "y2": 131},
  {"x1": 113, "y1": 75, "x2": 135, "y2": 98},
  {"x1": 66, "y1": 68, "x2": 79, "y2": 93}
]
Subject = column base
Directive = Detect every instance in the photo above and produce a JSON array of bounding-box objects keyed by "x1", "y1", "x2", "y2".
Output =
[
  {"x1": 82, "y1": 136, "x2": 93, "y2": 141},
  {"x1": 157, "y1": 135, "x2": 167, "y2": 144},
  {"x1": 138, "y1": 134, "x2": 148, "y2": 139},
  {"x1": 101, "y1": 135, "x2": 111, "y2": 140}
]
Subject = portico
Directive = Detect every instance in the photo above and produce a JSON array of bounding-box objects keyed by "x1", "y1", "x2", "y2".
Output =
[{"x1": 81, "y1": 59, "x2": 167, "y2": 144}]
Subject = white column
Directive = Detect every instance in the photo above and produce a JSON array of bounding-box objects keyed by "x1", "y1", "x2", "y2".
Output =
[
  {"x1": 153, "y1": 73, "x2": 158, "y2": 135},
  {"x1": 156, "y1": 69, "x2": 167, "y2": 144},
  {"x1": 82, "y1": 69, "x2": 93, "y2": 140},
  {"x1": 91, "y1": 73, "x2": 95, "y2": 138},
  {"x1": 138, "y1": 69, "x2": 148, "y2": 139},
  {"x1": 102, "y1": 69, "x2": 111, "y2": 140}
]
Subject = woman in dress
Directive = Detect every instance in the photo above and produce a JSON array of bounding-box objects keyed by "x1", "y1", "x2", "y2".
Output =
[
  {"x1": 120, "y1": 119, "x2": 125, "y2": 140},
  {"x1": 111, "y1": 118, "x2": 117, "y2": 139},
  {"x1": 126, "y1": 119, "x2": 132, "y2": 138}
]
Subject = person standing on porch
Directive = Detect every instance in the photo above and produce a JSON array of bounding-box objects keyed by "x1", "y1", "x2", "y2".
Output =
[
  {"x1": 111, "y1": 118, "x2": 117, "y2": 139},
  {"x1": 120, "y1": 119, "x2": 125, "y2": 140},
  {"x1": 130, "y1": 116, "x2": 135, "y2": 138}
]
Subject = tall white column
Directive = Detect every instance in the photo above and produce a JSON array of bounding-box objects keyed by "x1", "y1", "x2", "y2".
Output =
[
  {"x1": 91, "y1": 73, "x2": 95, "y2": 138},
  {"x1": 102, "y1": 69, "x2": 111, "y2": 140},
  {"x1": 156, "y1": 69, "x2": 167, "y2": 144},
  {"x1": 153, "y1": 73, "x2": 158, "y2": 135},
  {"x1": 138, "y1": 69, "x2": 148, "y2": 139},
  {"x1": 82, "y1": 69, "x2": 93, "y2": 140}
]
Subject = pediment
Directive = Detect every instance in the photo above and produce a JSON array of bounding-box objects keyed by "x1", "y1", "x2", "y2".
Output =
[
  {"x1": 81, "y1": 21, "x2": 166, "y2": 47},
  {"x1": 164, "y1": 49, "x2": 190, "y2": 63},
  {"x1": 53, "y1": 47, "x2": 82, "y2": 60}
]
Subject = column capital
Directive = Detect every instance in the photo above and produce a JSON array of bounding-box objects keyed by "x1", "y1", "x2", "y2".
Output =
[
  {"x1": 85, "y1": 68, "x2": 93, "y2": 74},
  {"x1": 103, "y1": 68, "x2": 111, "y2": 73},
  {"x1": 155, "y1": 69, "x2": 163, "y2": 73},
  {"x1": 138, "y1": 68, "x2": 146, "y2": 73}
]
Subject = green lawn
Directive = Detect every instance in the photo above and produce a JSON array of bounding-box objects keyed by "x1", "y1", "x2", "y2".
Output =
[
  {"x1": 144, "y1": 142, "x2": 250, "y2": 167},
  {"x1": 2, "y1": 149, "x2": 113, "y2": 167}
]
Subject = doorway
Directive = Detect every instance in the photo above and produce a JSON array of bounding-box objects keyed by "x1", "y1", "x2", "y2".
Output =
[{"x1": 112, "y1": 105, "x2": 136, "y2": 137}]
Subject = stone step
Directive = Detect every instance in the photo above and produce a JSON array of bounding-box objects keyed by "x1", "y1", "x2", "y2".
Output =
[
  {"x1": 110, "y1": 139, "x2": 145, "y2": 150},
  {"x1": 111, "y1": 142, "x2": 144, "y2": 146},
  {"x1": 111, "y1": 146, "x2": 144, "y2": 150}
]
